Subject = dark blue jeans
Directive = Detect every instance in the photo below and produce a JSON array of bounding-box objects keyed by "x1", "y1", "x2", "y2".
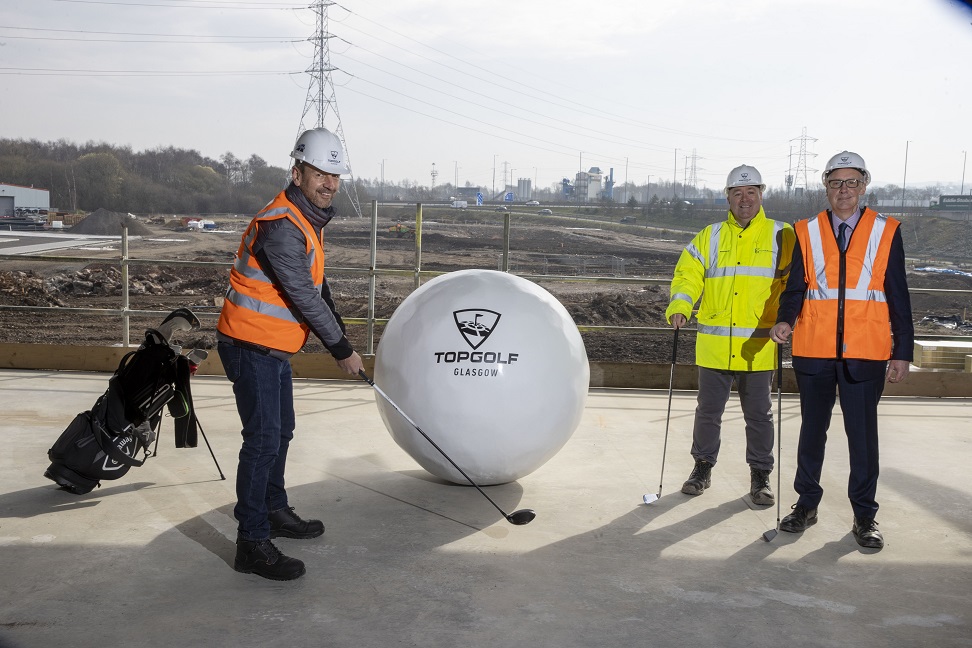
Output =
[{"x1": 218, "y1": 342, "x2": 295, "y2": 541}]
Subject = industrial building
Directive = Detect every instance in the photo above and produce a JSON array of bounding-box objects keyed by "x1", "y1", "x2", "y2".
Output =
[{"x1": 0, "y1": 183, "x2": 51, "y2": 218}]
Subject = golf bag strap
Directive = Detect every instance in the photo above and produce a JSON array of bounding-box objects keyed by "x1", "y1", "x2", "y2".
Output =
[
  {"x1": 172, "y1": 355, "x2": 199, "y2": 449},
  {"x1": 91, "y1": 414, "x2": 146, "y2": 468},
  {"x1": 115, "y1": 349, "x2": 138, "y2": 375}
]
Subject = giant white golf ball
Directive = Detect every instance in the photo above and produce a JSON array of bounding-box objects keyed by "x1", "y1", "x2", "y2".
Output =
[{"x1": 374, "y1": 269, "x2": 589, "y2": 485}]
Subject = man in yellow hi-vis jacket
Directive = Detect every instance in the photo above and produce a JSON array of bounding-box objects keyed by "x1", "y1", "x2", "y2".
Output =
[{"x1": 665, "y1": 165, "x2": 794, "y2": 505}]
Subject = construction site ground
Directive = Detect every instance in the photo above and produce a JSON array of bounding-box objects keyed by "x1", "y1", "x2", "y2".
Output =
[{"x1": 0, "y1": 206, "x2": 970, "y2": 365}]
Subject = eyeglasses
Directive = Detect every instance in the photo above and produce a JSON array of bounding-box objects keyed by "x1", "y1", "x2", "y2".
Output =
[{"x1": 827, "y1": 178, "x2": 864, "y2": 189}]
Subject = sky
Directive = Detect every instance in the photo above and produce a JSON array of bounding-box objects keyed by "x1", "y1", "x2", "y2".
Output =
[{"x1": 2, "y1": 0, "x2": 972, "y2": 195}]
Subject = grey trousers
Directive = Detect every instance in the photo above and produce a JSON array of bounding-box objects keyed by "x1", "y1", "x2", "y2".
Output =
[{"x1": 691, "y1": 366, "x2": 775, "y2": 471}]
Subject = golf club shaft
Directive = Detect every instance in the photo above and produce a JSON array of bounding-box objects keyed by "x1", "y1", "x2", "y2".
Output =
[
  {"x1": 775, "y1": 344, "x2": 783, "y2": 528},
  {"x1": 358, "y1": 370, "x2": 515, "y2": 521},
  {"x1": 656, "y1": 327, "x2": 679, "y2": 495}
]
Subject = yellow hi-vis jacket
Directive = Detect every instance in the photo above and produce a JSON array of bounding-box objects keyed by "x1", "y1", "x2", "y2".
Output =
[
  {"x1": 217, "y1": 191, "x2": 325, "y2": 354},
  {"x1": 666, "y1": 207, "x2": 795, "y2": 371}
]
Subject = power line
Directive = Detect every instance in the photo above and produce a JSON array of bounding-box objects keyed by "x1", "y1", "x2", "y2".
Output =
[
  {"x1": 0, "y1": 67, "x2": 298, "y2": 76},
  {"x1": 333, "y1": 4, "x2": 773, "y2": 145},
  {"x1": 0, "y1": 25, "x2": 302, "y2": 43},
  {"x1": 0, "y1": 26, "x2": 301, "y2": 37},
  {"x1": 49, "y1": 0, "x2": 303, "y2": 8}
]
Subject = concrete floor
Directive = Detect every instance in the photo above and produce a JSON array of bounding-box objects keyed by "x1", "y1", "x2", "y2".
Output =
[{"x1": 0, "y1": 368, "x2": 969, "y2": 648}]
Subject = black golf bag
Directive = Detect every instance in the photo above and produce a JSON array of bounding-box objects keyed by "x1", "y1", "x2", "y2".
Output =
[{"x1": 44, "y1": 308, "x2": 205, "y2": 494}]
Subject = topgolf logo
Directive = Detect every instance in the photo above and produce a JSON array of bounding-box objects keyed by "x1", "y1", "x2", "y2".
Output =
[
  {"x1": 453, "y1": 309, "x2": 501, "y2": 350},
  {"x1": 431, "y1": 309, "x2": 519, "y2": 377}
]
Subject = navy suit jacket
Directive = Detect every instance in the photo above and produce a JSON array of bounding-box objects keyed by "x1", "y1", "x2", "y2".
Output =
[{"x1": 776, "y1": 210, "x2": 914, "y2": 382}]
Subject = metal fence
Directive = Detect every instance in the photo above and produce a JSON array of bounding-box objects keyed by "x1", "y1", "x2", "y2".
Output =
[{"x1": 1, "y1": 200, "x2": 970, "y2": 353}]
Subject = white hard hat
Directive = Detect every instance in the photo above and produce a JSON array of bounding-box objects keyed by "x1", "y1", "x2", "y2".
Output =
[
  {"x1": 724, "y1": 165, "x2": 765, "y2": 194},
  {"x1": 291, "y1": 128, "x2": 350, "y2": 175},
  {"x1": 821, "y1": 151, "x2": 870, "y2": 185}
]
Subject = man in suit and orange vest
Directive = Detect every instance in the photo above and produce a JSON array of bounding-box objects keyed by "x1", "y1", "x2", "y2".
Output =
[
  {"x1": 217, "y1": 127, "x2": 364, "y2": 580},
  {"x1": 770, "y1": 151, "x2": 914, "y2": 550}
]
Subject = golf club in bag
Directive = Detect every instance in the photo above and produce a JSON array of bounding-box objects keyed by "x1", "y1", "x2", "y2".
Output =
[
  {"x1": 359, "y1": 370, "x2": 536, "y2": 526},
  {"x1": 44, "y1": 308, "x2": 225, "y2": 494},
  {"x1": 643, "y1": 327, "x2": 679, "y2": 505},
  {"x1": 762, "y1": 344, "x2": 785, "y2": 542}
]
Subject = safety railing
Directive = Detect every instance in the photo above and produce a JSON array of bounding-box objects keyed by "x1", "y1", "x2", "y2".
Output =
[{"x1": 2, "y1": 200, "x2": 971, "y2": 353}]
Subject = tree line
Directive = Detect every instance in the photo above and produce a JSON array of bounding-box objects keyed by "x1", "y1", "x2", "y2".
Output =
[
  {"x1": 0, "y1": 137, "x2": 958, "y2": 219},
  {"x1": 0, "y1": 138, "x2": 296, "y2": 216}
]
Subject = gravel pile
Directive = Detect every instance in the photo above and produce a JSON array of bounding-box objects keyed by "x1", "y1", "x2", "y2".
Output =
[{"x1": 69, "y1": 208, "x2": 154, "y2": 236}]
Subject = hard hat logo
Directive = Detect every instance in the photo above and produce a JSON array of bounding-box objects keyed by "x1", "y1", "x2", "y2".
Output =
[{"x1": 296, "y1": 143, "x2": 306, "y2": 153}]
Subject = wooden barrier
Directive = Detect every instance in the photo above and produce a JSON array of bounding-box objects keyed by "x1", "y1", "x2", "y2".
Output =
[{"x1": 2, "y1": 343, "x2": 970, "y2": 397}]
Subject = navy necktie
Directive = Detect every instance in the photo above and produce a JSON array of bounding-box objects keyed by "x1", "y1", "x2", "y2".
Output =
[{"x1": 837, "y1": 223, "x2": 848, "y2": 252}]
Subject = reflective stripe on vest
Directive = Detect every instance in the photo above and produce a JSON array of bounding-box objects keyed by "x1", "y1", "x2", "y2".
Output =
[
  {"x1": 668, "y1": 211, "x2": 793, "y2": 371},
  {"x1": 792, "y1": 208, "x2": 897, "y2": 360},
  {"x1": 697, "y1": 220, "x2": 789, "y2": 280},
  {"x1": 216, "y1": 191, "x2": 325, "y2": 353},
  {"x1": 687, "y1": 219, "x2": 789, "y2": 335}
]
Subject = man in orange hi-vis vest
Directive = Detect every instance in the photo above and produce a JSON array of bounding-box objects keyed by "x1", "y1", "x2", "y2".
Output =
[
  {"x1": 770, "y1": 151, "x2": 913, "y2": 551},
  {"x1": 216, "y1": 128, "x2": 364, "y2": 580}
]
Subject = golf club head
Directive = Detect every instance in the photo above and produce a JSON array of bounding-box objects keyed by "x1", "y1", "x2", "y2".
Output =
[
  {"x1": 186, "y1": 349, "x2": 209, "y2": 364},
  {"x1": 762, "y1": 528, "x2": 778, "y2": 542},
  {"x1": 642, "y1": 493, "x2": 659, "y2": 504},
  {"x1": 155, "y1": 308, "x2": 200, "y2": 343},
  {"x1": 507, "y1": 509, "x2": 536, "y2": 525}
]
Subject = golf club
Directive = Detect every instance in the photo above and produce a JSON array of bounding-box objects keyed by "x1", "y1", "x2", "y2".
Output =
[
  {"x1": 643, "y1": 326, "x2": 679, "y2": 505},
  {"x1": 762, "y1": 344, "x2": 784, "y2": 542},
  {"x1": 358, "y1": 370, "x2": 536, "y2": 526}
]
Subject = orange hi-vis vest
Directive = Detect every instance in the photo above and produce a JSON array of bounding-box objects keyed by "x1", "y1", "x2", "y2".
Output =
[
  {"x1": 792, "y1": 207, "x2": 898, "y2": 361},
  {"x1": 217, "y1": 191, "x2": 325, "y2": 354}
]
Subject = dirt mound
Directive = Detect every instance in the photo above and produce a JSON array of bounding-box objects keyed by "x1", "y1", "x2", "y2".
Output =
[{"x1": 69, "y1": 208, "x2": 154, "y2": 236}]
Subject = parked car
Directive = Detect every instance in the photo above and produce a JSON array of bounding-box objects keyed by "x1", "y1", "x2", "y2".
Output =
[{"x1": 538, "y1": 208, "x2": 553, "y2": 215}]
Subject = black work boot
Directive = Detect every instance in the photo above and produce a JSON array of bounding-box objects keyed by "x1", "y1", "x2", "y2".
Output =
[
  {"x1": 779, "y1": 504, "x2": 818, "y2": 533},
  {"x1": 749, "y1": 467, "x2": 775, "y2": 506},
  {"x1": 234, "y1": 538, "x2": 306, "y2": 581},
  {"x1": 681, "y1": 459, "x2": 713, "y2": 496},
  {"x1": 269, "y1": 506, "x2": 325, "y2": 539},
  {"x1": 852, "y1": 517, "x2": 884, "y2": 549}
]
